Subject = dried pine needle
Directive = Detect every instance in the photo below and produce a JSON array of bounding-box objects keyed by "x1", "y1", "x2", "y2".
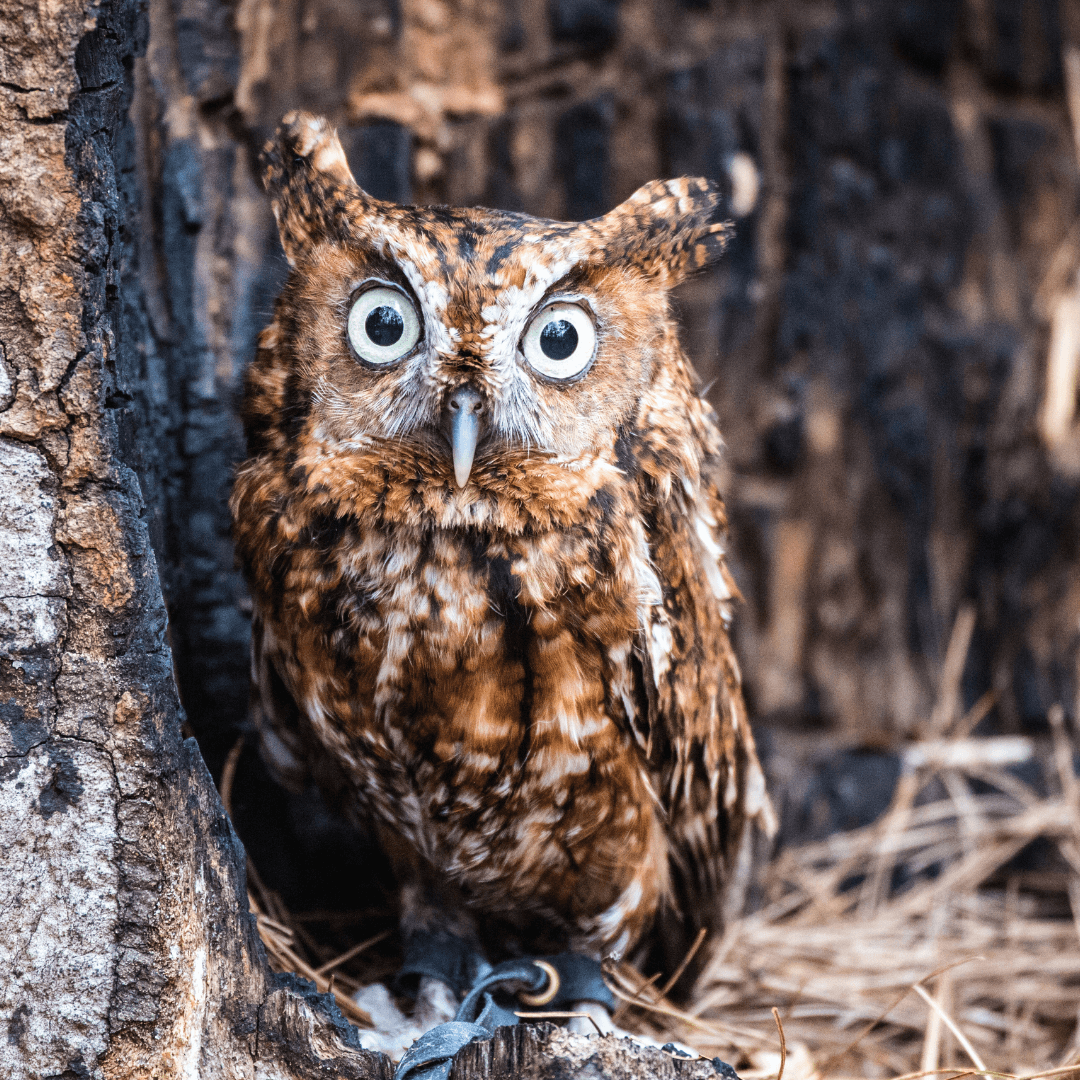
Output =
[
  {"x1": 314, "y1": 930, "x2": 393, "y2": 977},
  {"x1": 515, "y1": 1011, "x2": 605, "y2": 1035},
  {"x1": 773, "y1": 1007, "x2": 787, "y2": 1080}
]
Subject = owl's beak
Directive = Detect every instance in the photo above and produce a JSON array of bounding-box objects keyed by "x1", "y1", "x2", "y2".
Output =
[{"x1": 442, "y1": 386, "x2": 485, "y2": 488}]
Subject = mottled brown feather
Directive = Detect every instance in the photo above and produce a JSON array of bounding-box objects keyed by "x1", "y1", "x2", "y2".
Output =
[{"x1": 231, "y1": 111, "x2": 772, "y2": 977}]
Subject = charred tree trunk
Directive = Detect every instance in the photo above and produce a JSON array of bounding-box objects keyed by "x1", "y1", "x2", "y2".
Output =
[
  {"x1": 132, "y1": 0, "x2": 1080, "y2": 776},
  {"x1": 132, "y1": 0, "x2": 1080, "y2": 868}
]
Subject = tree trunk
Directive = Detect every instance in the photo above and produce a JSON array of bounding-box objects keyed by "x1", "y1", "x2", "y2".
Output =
[
  {"x1": 138, "y1": 0, "x2": 1080, "y2": 871},
  {"x1": 2, "y1": 0, "x2": 1078, "y2": 1075},
  {"x1": 0, "y1": 0, "x2": 394, "y2": 1076}
]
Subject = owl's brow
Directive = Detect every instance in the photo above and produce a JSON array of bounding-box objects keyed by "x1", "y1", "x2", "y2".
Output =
[
  {"x1": 520, "y1": 261, "x2": 626, "y2": 326},
  {"x1": 536, "y1": 264, "x2": 594, "y2": 299},
  {"x1": 336, "y1": 248, "x2": 415, "y2": 297}
]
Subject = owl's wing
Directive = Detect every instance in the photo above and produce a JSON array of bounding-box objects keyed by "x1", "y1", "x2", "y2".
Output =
[
  {"x1": 248, "y1": 611, "x2": 310, "y2": 792},
  {"x1": 631, "y1": 479, "x2": 774, "y2": 985},
  {"x1": 248, "y1": 610, "x2": 358, "y2": 814}
]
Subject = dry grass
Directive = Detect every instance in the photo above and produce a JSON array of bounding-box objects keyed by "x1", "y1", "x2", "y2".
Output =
[
  {"x1": 226, "y1": 608, "x2": 1080, "y2": 1080},
  {"x1": 605, "y1": 734, "x2": 1080, "y2": 1080}
]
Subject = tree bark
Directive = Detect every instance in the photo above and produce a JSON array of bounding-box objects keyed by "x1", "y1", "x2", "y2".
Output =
[
  {"x1": 129, "y1": 0, "x2": 1080, "y2": 880},
  {"x1": 132, "y1": 0, "x2": 1080, "y2": 782},
  {"x1": 450, "y1": 1025, "x2": 727, "y2": 1079},
  {"x1": 0, "y1": 0, "x2": 394, "y2": 1076}
]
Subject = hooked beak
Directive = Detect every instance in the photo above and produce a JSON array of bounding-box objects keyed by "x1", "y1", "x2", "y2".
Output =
[{"x1": 441, "y1": 386, "x2": 485, "y2": 488}]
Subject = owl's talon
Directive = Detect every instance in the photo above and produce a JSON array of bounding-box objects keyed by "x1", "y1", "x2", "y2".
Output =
[
  {"x1": 352, "y1": 982, "x2": 421, "y2": 1060},
  {"x1": 351, "y1": 977, "x2": 462, "y2": 1063},
  {"x1": 413, "y1": 975, "x2": 458, "y2": 1029}
]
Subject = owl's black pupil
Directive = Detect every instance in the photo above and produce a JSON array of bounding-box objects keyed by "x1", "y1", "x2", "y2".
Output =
[
  {"x1": 366, "y1": 305, "x2": 403, "y2": 346},
  {"x1": 540, "y1": 319, "x2": 578, "y2": 360}
]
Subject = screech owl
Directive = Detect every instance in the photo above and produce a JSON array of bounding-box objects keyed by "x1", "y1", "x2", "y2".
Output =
[{"x1": 230, "y1": 111, "x2": 772, "y2": 996}]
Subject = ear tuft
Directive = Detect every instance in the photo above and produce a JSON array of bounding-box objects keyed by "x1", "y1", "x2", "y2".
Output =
[
  {"x1": 594, "y1": 177, "x2": 733, "y2": 285},
  {"x1": 262, "y1": 111, "x2": 357, "y2": 190},
  {"x1": 260, "y1": 111, "x2": 363, "y2": 265}
]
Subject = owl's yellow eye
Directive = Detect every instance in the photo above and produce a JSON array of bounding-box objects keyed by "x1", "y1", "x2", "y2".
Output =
[
  {"x1": 347, "y1": 285, "x2": 421, "y2": 366},
  {"x1": 521, "y1": 301, "x2": 596, "y2": 382}
]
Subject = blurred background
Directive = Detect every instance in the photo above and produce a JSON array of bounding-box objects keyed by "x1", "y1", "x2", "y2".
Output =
[{"x1": 123, "y1": 0, "x2": 1080, "y2": 907}]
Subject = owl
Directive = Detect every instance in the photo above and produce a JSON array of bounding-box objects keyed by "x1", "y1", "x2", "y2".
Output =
[{"x1": 231, "y1": 111, "x2": 771, "y2": 1008}]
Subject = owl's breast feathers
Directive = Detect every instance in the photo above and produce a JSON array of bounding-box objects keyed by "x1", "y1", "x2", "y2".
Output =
[{"x1": 232, "y1": 342, "x2": 771, "y2": 957}]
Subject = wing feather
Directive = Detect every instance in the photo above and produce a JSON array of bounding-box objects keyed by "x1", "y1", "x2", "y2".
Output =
[
  {"x1": 248, "y1": 610, "x2": 359, "y2": 817},
  {"x1": 633, "y1": 461, "x2": 775, "y2": 991}
]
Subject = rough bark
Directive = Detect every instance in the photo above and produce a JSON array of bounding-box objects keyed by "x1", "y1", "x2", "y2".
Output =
[
  {"x1": 0, "y1": 0, "x2": 390, "y2": 1076},
  {"x1": 450, "y1": 1025, "x2": 729, "y2": 1079}
]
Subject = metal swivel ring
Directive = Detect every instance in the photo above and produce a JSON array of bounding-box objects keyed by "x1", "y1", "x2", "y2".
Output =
[{"x1": 518, "y1": 960, "x2": 561, "y2": 1007}]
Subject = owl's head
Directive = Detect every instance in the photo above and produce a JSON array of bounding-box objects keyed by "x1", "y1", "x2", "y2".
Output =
[{"x1": 257, "y1": 112, "x2": 730, "y2": 496}]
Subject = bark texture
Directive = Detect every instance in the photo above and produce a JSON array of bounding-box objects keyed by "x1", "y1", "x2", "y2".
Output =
[
  {"x1": 450, "y1": 1025, "x2": 730, "y2": 1079},
  {"x1": 140, "y1": 0, "x2": 1080, "y2": 751},
  {"x1": 0, "y1": 0, "x2": 390, "y2": 1076}
]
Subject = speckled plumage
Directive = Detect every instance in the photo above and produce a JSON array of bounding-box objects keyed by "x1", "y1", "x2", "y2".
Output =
[{"x1": 231, "y1": 112, "x2": 772, "y2": 978}]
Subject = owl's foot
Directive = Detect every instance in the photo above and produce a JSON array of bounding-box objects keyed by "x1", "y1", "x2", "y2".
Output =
[
  {"x1": 413, "y1": 975, "x2": 458, "y2": 1029},
  {"x1": 566, "y1": 999, "x2": 699, "y2": 1058},
  {"x1": 362, "y1": 937, "x2": 693, "y2": 1072},
  {"x1": 352, "y1": 981, "x2": 418, "y2": 1059},
  {"x1": 352, "y1": 976, "x2": 459, "y2": 1061}
]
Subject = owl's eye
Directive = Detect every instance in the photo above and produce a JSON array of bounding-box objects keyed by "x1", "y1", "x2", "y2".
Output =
[
  {"x1": 347, "y1": 285, "x2": 422, "y2": 366},
  {"x1": 521, "y1": 302, "x2": 596, "y2": 382}
]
